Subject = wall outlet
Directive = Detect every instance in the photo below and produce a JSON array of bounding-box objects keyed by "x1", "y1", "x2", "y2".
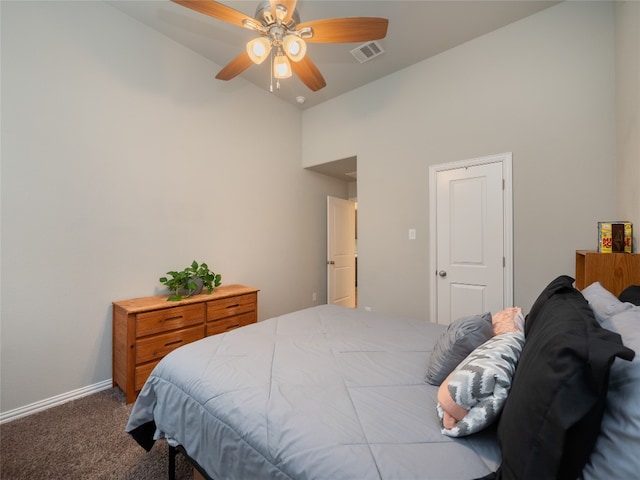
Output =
[
  {"x1": 365, "y1": 306, "x2": 372, "y2": 311},
  {"x1": 312, "y1": 292, "x2": 317, "y2": 302}
]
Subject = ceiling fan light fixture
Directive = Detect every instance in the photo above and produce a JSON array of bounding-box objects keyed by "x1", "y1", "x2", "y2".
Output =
[
  {"x1": 283, "y1": 35, "x2": 306, "y2": 62},
  {"x1": 297, "y1": 27, "x2": 313, "y2": 40},
  {"x1": 273, "y1": 53, "x2": 292, "y2": 79},
  {"x1": 246, "y1": 37, "x2": 272, "y2": 64}
]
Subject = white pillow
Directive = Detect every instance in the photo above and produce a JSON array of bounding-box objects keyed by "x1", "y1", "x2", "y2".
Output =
[{"x1": 581, "y1": 282, "x2": 633, "y2": 324}]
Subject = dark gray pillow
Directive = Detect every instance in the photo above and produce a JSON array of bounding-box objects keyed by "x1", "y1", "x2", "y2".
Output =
[
  {"x1": 425, "y1": 312, "x2": 493, "y2": 386},
  {"x1": 618, "y1": 285, "x2": 640, "y2": 306}
]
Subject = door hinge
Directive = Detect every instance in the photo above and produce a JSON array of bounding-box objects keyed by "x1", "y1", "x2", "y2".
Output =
[
  {"x1": 502, "y1": 179, "x2": 505, "y2": 190},
  {"x1": 503, "y1": 257, "x2": 506, "y2": 267}
]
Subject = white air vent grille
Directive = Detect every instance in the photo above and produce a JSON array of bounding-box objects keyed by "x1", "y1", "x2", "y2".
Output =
[{"x1": 350, "y1": 41, "x2": 384, "y2": 63}]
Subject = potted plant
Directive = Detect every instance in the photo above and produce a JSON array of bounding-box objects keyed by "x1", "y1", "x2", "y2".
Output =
[{"x1": 159, "y1": 260, "x2": 222, "y2": 301}]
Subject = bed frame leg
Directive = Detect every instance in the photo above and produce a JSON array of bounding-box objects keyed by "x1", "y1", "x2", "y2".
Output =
[{"x1": 168, "y1": 445, "x2": 176, "y2": 480}]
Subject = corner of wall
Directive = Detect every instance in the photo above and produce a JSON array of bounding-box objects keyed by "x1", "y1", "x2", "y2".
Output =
[{"x1": 614, "y1": 1, "x2": 640, "y2": 237}]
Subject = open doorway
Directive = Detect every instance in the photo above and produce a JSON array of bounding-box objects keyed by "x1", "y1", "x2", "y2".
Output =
[
  {"x1": 306, "y1": 156, "x2": 358, "y2": 306},
  {"x1": 327, "y1": 196, "x2": 357, "y2": 307}
]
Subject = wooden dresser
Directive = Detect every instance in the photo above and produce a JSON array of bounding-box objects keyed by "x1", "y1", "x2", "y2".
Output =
[
  {"x1": 575, "y1": 250, "x2": 640, "y2": 297},
  {"x1": 113, "y1": 284, "x2": 259, "y2": 403}
]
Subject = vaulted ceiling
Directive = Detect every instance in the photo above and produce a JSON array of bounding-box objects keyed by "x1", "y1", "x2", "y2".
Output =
[{"x1": 108, "y1": 0, "x2": 559, "y2": 109}]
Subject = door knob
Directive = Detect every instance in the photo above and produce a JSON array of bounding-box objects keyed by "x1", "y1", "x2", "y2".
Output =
[{"x1": 438, "y1": 270, "x2": 447, "y2": 277}]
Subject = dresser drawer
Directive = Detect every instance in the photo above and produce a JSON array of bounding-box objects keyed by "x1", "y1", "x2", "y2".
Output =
[
  {"x1": 136, "y1": 303, "x2": 205, "y2": 338},
  {"x1": 206, "y1": 312, "x2": 256, "y2": 336},
  {"x1": 136, "y1": 325, "x2": 203, "y2": 364},
  {"x1": 207, "y1": 293, "x2": 256, "y2": 321},
  {"x1": 135, "y1": 361, "x2": 159, "y2": 391}
]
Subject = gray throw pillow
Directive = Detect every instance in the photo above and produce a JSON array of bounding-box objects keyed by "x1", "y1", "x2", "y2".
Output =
[{"x1": 425, "y1": 312, "x2": 493, "y2": 386}]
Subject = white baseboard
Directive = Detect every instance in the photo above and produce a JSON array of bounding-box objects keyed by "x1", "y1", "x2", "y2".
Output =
[{"x1": 0, "y1": 379, "x2": 113, "y2": 425}]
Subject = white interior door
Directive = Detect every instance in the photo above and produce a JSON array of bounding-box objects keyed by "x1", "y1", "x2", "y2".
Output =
[
  {"x1": 327, "y1": 196, "x2": 356, "y2": 307},
  {"x1": 430, "y1": 154, "x2": 513, "y2": 324}
]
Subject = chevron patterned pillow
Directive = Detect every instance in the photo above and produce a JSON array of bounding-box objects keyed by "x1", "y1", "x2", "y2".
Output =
[{"x1": 436, "y1": 331, "x2": 525, "y2": 437}]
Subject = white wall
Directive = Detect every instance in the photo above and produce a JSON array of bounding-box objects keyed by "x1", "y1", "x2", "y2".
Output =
[
  {"x1": 0, "y1": 1, "x2": 347, "y2": 414},
  {"x1": 615, "y1": 1, "x2": 640, "y2": 237},
  {"x1": 303, "y1": 1, "x2": 620, "y2": 318}
]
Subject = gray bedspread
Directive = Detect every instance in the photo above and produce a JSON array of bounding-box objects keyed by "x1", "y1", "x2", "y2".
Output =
[{"x1": 126, "y1": 304, "x2": 500, "y2": 479}]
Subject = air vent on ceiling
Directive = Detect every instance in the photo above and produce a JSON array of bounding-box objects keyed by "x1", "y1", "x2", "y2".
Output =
[{"x1": 350, "y1": 40, "x2": 384, "y2": 64}]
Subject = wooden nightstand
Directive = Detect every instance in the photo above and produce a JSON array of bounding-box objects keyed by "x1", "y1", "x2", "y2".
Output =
[
  {"x1": 113, "y1": 284, "x2": 259, "y2": 403},
  {"x1": 575, "y1": 250, "x2": 640, "y2": 297}
]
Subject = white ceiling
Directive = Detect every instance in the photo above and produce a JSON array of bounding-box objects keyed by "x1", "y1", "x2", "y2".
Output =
[{"x1": 107, "y1": 0, "x2": 559, "y2": 110}]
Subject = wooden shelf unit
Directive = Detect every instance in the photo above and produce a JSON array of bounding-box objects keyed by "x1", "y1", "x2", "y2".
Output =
[
  {"x1": 113, "y1": 284, "x2": 259, "y2": 403},
  {"x1": 575, "y1": 250, "x2": 640, "y2": 296}
]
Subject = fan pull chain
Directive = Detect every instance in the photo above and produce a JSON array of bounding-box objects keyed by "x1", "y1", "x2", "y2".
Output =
[
  {"x1": 270, "y1": 50, "x2": 274, "y2": 93},
  {"x1": 268, "y1": 50, "x2": 282, "y2": 92}
]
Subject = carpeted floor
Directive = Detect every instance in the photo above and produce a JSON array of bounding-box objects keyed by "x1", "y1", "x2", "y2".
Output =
[{"x1": 0, "y1": 388, "x2": 194, "y2": 479}]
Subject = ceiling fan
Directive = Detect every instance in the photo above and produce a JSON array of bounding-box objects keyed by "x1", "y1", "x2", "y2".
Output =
[{"x1": 171, "y1": 0, "x2": 389, "y2": 92}]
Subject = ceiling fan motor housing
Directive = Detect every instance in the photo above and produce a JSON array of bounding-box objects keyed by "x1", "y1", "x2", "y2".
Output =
[{"x1": 255, "y1": 0, "x2": 299, "y2": 29}]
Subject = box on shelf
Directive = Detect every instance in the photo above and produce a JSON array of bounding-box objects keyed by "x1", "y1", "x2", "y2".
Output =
[{"x1": 598, "y1": 221, "x2": 632, "y2": 253}]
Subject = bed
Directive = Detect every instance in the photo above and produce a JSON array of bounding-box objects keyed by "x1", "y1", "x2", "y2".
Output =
[{"x1": 126, "y1": 276, "x2": 640, "y2": 480}]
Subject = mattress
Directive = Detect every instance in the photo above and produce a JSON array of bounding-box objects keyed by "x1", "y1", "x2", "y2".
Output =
[{"x1": 126, "y1": 304, "x2": 501, "y2": 479}]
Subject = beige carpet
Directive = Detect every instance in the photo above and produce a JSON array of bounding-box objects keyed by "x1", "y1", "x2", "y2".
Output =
[{"x1": 0, "y1": 388, "x2": 194, "y2": 479}]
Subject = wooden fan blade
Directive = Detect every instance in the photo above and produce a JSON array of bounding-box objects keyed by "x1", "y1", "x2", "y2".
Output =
[
  {"x1": 291, "y1": 56, "x2": 326, "y2": 92},
  {"x1": 297, "y1": 17, "x2": 388, "y2": 43},
  {"x1": 171, "y1": 0, "x2": 255, "y2": 28},
  {"x1": 215, "y1": 51, "x2": 254, "y2": 80},
  {"x1": 270, "y1": 0, "x2": 297, "y2": 24}
]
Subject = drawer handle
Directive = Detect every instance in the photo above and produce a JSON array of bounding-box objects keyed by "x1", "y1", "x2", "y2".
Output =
[
  {"x1": 226, "y1": 304, "x2": 240, "y2": 309},
  {"x1": 165, "y1": 315, "x2": 183, "y2": 322},
  {"x1": 164, "y1": 339, "x2": 183, "y2": 347},
  {"x1": 226, "y1": 324, "x2": 240, "y2": 330}
]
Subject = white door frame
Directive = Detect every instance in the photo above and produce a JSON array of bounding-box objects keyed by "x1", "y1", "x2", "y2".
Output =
[{"x1": 428, "y1": 152, "x2": 513, "y2": 323}]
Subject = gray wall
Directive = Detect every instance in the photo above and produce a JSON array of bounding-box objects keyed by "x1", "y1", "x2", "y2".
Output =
[
  {"x1": 0, "y1": 1, "x2": 347, "y2": 414},
  {"x1": 2, "y1": 0, "x2": 636, "y2": 417},
  {"x1": 615, "y1": 1, "x2": 640, "y2": 229},
  {"x1": 303, "y1": 1, "x2": 624, "y2": 319}
]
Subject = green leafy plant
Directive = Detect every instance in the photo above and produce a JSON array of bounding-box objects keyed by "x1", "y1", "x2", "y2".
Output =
[{"x1": 159, "y1": 260, "x2": 222, "y2": 301}]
